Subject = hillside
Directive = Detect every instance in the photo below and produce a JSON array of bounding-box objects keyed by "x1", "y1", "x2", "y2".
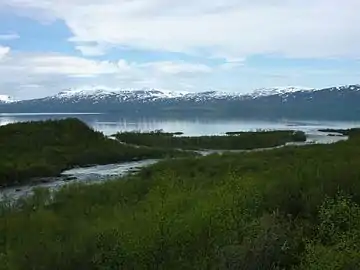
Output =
[{"x1": 0, "y1": 85, "x2": 359, "y2": 120}]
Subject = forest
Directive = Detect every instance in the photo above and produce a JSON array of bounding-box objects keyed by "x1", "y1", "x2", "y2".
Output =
[
  {"x1": 0, "y1": 118, "x2": 192, "y2": 187},
  {"x1": 115, "y1": 129, "x2": 306, "y2": 150},
  {"x1": 1, "y1": 121, "x2": 360, "y2": 269}
]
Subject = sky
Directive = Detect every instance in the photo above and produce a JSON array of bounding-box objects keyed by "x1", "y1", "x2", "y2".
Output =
[{"x1": 0, "y1": 0, "x2": 360, "y2": 99}]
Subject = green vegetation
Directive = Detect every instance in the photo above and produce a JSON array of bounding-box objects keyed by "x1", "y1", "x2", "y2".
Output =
[
  {"x1": 0, "y1": 119, "x2": 193, "y2": 187},
  {"x1": 2, "y1": 128, "x2": 360, "y2": 268},
  {"x1": 115, "y1": 130, "x2": 306, "y2": 150},
  {"x1": 318, "y1": 128, "x2": 349, "y2": 134},
  {"x1": 319, "y1": 128, "x2": 360, "y2": 137},
  {"x1": 225, "y1": 131, "x2": 247, "y2": 135}
]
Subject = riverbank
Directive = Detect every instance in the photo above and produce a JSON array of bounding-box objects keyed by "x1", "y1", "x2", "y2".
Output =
[{"x1": 0, "y1": 159, "x2": 160, "y2": 201}]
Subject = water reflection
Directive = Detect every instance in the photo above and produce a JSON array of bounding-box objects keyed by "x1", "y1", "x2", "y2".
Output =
[
  {"x1": 0, "y1": 117, "x2": 15, "y2": 126},
  {"x1": 1, "y1": 113, "x2": 360, "y2": 136}
]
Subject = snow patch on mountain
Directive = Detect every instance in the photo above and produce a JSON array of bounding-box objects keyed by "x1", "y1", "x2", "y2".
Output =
[
  {"x1": 44, "y1": 86, "x2": 318, "y2": 104},
  {"x1": 0, "y1": 95, "x2": 15, "y2": 103},
  {"x1": 330, "y1": 84, "x2": 360, "y2": 91},
  {"x1": 55, "y1": 89, "x2": 115, "y2": 99},
  {"x1": 177, "y1": 90, "x2": 246, "y2": 102},
  {"x1": 250, "y1": 86, "x2": 317, "y2": 98},
  {"x1": 30, "y1": 84, "x2": 360, "y2": 105},
  {"x1": 48, "y1": 88, "x2": 190, "y2": 103}
]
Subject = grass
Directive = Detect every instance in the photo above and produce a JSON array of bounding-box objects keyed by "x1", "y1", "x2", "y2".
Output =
[
  {"x1": 0, "y1": 119, "x2": 194, "y2": 187},
  {"x1": 115, "y1": 130, "x2": 306, "y2": 150},
  {"x1": 1, "y1": 127, "x2": 360, "y2": 268}
]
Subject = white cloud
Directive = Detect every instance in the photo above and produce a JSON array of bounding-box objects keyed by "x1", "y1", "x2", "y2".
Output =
[
  {"x1": 75, "y1": 45, "x2": 104, "y2": 56},
  {"x1": 0, "y1": 49, "x2": 359, "y2": 99},
  {"x1": 0, "y1": 49, "x2": 213, "y2": 98},
  {"x1": 219, "y1": 59, "x2": 245, "y2": 70},
  {"x1": 28, "y1": 55, "x2": 121, "y2": 77},
  {"x1": 2, "y1": 0, "x2": 360, "y2": 59},
  {"x1": 0, "y1": 33, "x2": 20, "y2": 40},
  {"x1": 0, "y1": 46, "x2": 10, "y2": 60},
  {"x1": 141, "y1": 61, "x2": 212, "y2": 74},
  {"x1": 74, "y1": 43, "x2": 107, "y2": 56},
  {"x1": 2, "y1": 1, "x2": 360, "y2": 98}
]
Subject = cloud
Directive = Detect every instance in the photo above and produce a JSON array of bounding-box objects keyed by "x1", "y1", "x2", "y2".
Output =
[
  {"x1": 0, "y1": 33, "x2": 20, "y2": 40},
  {"x1": 141, "y1": 61, "x2": 212, "y2": 74},
  {"x1": 219, "y1": 59, "x2": 245, "y2": 70},
  {"x1": 0, "y1": 46, "x2": 10, "y2": 60},
  {"x1": 28, "y1": 55, "x2": 121, "y2": 77},
  {"x1": 1, "y1": 1, "x2": 360, "y2": 98},
  {"x1": 75, "y1": 45, "x2": 104, "y2": 56},
  {"x1": 74, "y1": 42, "x2": 108, "y2": 56},
  {"x1": 2, "y1": 0, "x2": 360, "y2": 59},
  {"x1": 0, "y1": 48, "x2": 213, "y2": 98},
  {"x1": 0, "y1": 48, "x2": 359, "y2": 99}
]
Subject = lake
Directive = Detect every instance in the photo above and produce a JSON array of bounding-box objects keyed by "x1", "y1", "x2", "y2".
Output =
[{"x1": 1, "y1": 113, "x2": 360, "y2": 136}]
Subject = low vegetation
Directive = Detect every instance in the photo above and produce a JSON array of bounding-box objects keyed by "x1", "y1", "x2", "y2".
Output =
[
  {"x1": 0, "y1": 119, "x2": 192, "y2": 187},
  {"x1": 2, "y1": 125, "x2": 360, "y2": 268},
  {"x1": 319, "y1": 128, "x2": 360, "y2": 137},
  {"x1": 115, "y1": 129, "x2": 306, "y2": 150}
]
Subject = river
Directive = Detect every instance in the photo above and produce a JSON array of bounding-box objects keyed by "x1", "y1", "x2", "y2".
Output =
[
  {"x1": 0, "y1": 113, "x2": 356, "y2": 201},
  {"x1": 0, "y1": 130, "x2": 348, "y2": 201}
]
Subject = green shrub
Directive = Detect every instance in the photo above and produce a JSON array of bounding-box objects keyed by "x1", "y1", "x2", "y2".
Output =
[
  {"x1": 115, "y1": 130, "x2": 306, "y2": 150},
  {"x1": 1, "y1": 125, "x2": 360, "y2": 269}
]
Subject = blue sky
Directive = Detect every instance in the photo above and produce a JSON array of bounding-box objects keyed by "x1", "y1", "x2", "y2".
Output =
[{"x1": 0, "y1": 0, "x2": 360, "y2": 99}]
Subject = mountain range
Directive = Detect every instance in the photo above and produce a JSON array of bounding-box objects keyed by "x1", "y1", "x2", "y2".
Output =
[{"x1": 1, "y1": 85, "x2": 360, "y2": 120}]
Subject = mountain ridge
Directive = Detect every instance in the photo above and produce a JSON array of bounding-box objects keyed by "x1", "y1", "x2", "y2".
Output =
[
  {"x1": 1, "y1": 84, "x2": 360, "y2": 120},
  {"x1": 1, "y1": 85, "x2": 352, "y2": 103},
  {"x1": 42, "y1": 86, "x2": 320, "y2": 102}
]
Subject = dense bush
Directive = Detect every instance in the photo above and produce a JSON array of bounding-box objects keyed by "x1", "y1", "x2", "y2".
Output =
[
  {"x1": 0, "y1": 119, "x2": 192, "y2": 186},
  {"x1": 1, "y1": 125, "x2": 360, "y2": 269},
  {"x1": 115, "y1": 130, "x2": 306, "y2": 150}
]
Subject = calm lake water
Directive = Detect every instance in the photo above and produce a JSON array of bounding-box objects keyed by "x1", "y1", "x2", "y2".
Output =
[{"x1": 1, "y1": 113, "x2": 360, "y2": 136}]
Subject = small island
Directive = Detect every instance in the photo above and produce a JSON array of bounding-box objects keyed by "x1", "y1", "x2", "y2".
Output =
[{"x1": 114, "y1": 130, "x2": 306, "y2": 150}]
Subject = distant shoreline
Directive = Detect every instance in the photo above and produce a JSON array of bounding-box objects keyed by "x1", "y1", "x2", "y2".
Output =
[{"x1": 0, "y1": 112, "x2": 102, "y2": 116}]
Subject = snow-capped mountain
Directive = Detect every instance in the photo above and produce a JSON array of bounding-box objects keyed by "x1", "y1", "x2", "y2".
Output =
[
  {"x1": 41, "y1": 86, "x2": 315, "y2": 103},
  {"x1": 47, "y1": 88, "x2": 190, "y2": 103},
  {"x1": 1, "y1": 84, "x2": 360, "y2": 120},
  {"x1": 0, "y1": 95, "x2": 15, "y2": 103},
  {"x1": 250, "y1": 86, "x2": 317, "y2": 98},
  {"x1": 47, "y1": 88, "x2": 245, "y2": 103}
]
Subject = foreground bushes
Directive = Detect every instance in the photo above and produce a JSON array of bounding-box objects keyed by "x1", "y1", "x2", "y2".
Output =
[
  {"x1": 0, "y1": 119, "x2": 191, "y2": 186},
  {"x1": 1, "y1": 131, "x2": 360, "y2": 268},
  {"x1": 115, "y1": 130, "x2": 306, "y2": 150}
]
